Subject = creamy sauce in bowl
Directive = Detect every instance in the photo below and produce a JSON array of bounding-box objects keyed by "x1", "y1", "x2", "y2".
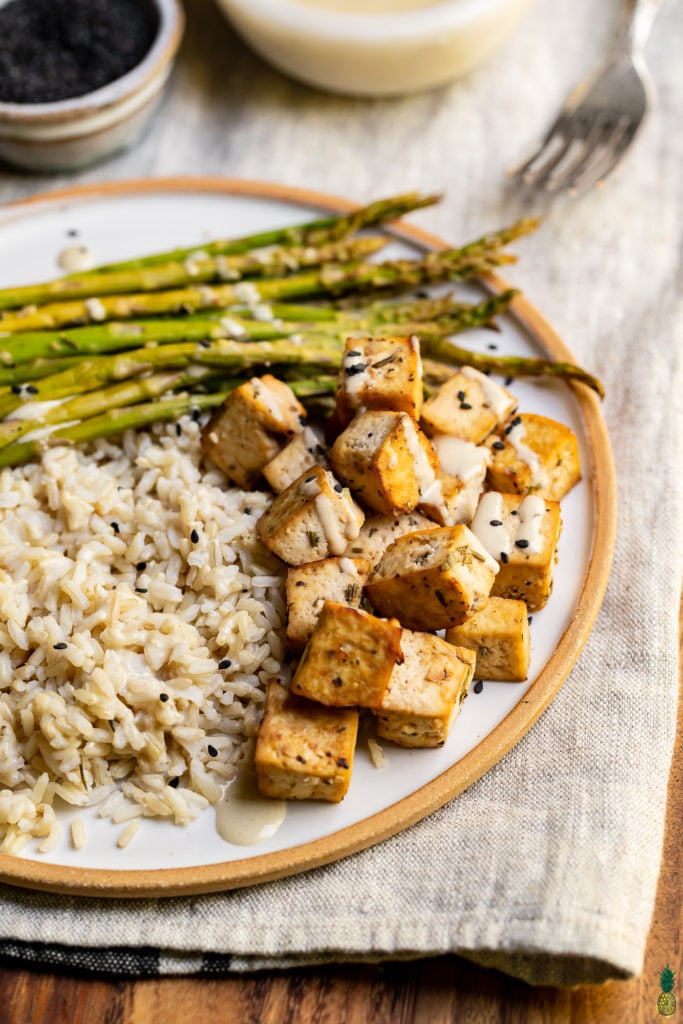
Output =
[{"x1": 294, "y1": 0, "x2": 443, "y2": 12}]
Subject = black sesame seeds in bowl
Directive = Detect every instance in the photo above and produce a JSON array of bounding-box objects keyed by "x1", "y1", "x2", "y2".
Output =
[{"x1": 0, "y1": 0, "x2": 184, "y2": 172}]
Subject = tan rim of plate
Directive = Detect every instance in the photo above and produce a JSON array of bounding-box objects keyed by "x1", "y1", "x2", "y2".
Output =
[{"x1": 0, "y1": 178, "x2": 616, "y2": 898}]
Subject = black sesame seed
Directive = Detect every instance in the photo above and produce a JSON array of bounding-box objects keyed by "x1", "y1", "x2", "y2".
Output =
[
  {"x1": 487, "y1": 343, "x2": 498, "y2": 351},
  {"x1": 492, "y1": 441, "x2": 505, "y2": 450},
  {"x1": 457, "y1": 390, "x2": 466, "y2": 401},
  {"x1": 159, "y1": 693, "x2": 169, "y2": 702},
  {"x1": 473, "y1": 680, "x2": 484, "y2": 694},
  {"x1": 510, "y1": 509, "x2": 519, "y2": 516},
  {"x1": 190, "y1": 529, "x2": 199, "y2": 543},
  {"x1": 489, "y1": 520, "x2": 503, "y2": 527},
  {"x1": 169, "y1": 777, "x2": 179, "y2": 788},
  {"x1": 527, "y1": 616, "x2": 533, "y2": 624},
  {"x1": 53, "y1": 642, "x2": 67, "y2": 650},
  {"x1": 207, "y1": 744, "x2": 218, "y2": 757},
  {"x1": 67, "y1": 229, "x2": 78, "y2": 238},
  {"x1": 218, "y1": 659, "x2": 232, "y2": 670},
  {"x1": 505, "y1": 377, "x2": 514, "y2": 387},
  {"x1": 334, "y1": 483, "x2": 343, "y2": 493},
  {"x1": 10, "y1": 384, "x2": 21, "y2": 394},
  {"x1": 244, "y1": 507, "x2": 251, "y2": 515},
  {"x1": 136, "y1": 561, "x2": 147, "y2": 571},
  {"x1": 460, "y1": 402, "x2": 473, "y2": 410},
  {"x1": 298, "y1": 414, "x2": 307, "y2": 425},
  {"x1": 26, "y1": 384, "x2": 39, "y2": 394},
  {"x1": 175, "y1": 423, "x2": 182, "y2": 437},
  {"x1": 500, "y1": 551, "x2": 510, "y2": 564},
  {"x1": 191, "y1": 409, "x2": 201, "y2": 422},
  {"x1": 512, "y1": 415, "x2": 522, "y2": 427},
  {"x1": 198, "y1": 339, "x2": 211, "y2": 349},
  {"x1": 515, "y1": 539, "x2": 530, "y2": 549},
  {"x1": 135, "y1": 587, "x2": 148, "y2": 594},
  {"x1": 345, "y1": 363, "x2": 368, "y2": 377},
  {"x1": 345, "y1": 349, "x2": 361, "y2": 357},
  {"x1": 111, "y1": 521, "x2": 120, "y2": 533}
]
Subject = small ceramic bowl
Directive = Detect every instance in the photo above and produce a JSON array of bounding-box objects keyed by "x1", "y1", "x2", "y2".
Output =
[
  {"x1": 0, "y1": 0, "x2": 184, "y2": 172},
  {"x1": 213, "y1": 0, "x2": 533, "y2": 97}
]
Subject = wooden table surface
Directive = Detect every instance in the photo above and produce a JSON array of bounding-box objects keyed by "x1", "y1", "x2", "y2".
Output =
[{"x1": 0, "y1": 618, "x2": 679, "y2": 1024}]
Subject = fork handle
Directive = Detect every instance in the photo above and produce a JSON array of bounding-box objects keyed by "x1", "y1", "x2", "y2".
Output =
[{"x1": 623, "y1": 0, "x2": 664, "y2": 54}]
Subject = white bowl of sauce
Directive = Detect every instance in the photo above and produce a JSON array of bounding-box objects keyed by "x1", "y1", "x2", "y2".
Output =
[{"x1": 214, "y1": 0, "x2": 534, "y2": 97}]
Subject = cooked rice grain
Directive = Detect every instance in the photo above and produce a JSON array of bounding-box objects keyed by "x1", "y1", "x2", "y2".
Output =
[{"x1": 0, "y1": 418, "x2": 289, "y2": 851}]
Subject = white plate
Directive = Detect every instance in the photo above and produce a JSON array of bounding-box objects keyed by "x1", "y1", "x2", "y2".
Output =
[{"x1": 0, "y1": 179, "x2": 615, "y2": 896}]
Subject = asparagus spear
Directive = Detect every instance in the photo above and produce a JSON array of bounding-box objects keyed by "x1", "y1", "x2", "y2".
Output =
[
  {"x1": 421, "y1": 335, "x2": 605, "y2": 397},
  {"x1": 0, "y1": 336, "x2": 344, "y2": 420},
  {"x1": 0, "y1": 391, "x2": 232, "y2": 469},
  {"x1": 0, "y1": 291, "x2": 517, "y2": 369},
  {"x1": 86, "y1": 192, "x2": 441, "y2": 273},
  {"x1": 0, "y1": 369, "x2": 217, "y2": 448},
  {"x1": 0, "y1": 244, "x2": 521, "y2": 334},
  {"x1": 0, "y1": 236, "x2": 388, "y2": 312}
]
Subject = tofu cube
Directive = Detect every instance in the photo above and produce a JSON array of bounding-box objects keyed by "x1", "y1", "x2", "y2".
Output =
[
  {"x1": 484, "y1": 412, "x2": 581, "y2": 501},
  {"x1": 365, "y1": 524, "x2": 499, "y2": 631},
  {"x1": 336, "y1": 335, "x2": 423, "y2": 425},
  {"x1": 255, "y1": 681, "x2": 359, "y2": 803},
  {"x1": 420, "y1": 367, "x2": 518, "y2": 444},
  {"x1": 470, "y1": 491, "x2": 562, "y2": 610},
  {"x1": 330, "y1": 409, "x2": 440, "y2": 515},
  {"x1": 257, "y1": 465, "x2": 364, "y2": 566},
  {"x1": 291, "y1": 601, "x2": 402, "y2": 709},
  {"x1": 201, "y1": 374, "x2": 306, "y2": 487},
  {"x1": 375, "y1": 631, "x2": 475, "y2": 748},
  {"x1": 286, "y1": 556, "x2": 372, "y2": 648},
  {"x1": 262, "y1": 426, "x2": 328, "y2": 493},
  {"x1": 445, "y1": 596, "x2": 530, "y2": 681},
  {"x1": 343, "y1": 510, "x2": 436, "y2": 566}
]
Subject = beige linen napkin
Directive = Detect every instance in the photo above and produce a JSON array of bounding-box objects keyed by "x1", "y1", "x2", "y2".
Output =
[{"x1": 0, "y1": 0, "x2": 681, "y2": 987}]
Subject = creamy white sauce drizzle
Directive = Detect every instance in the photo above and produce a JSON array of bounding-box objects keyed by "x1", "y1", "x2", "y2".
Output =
[
  {"x1": 8, "y1": 398, "x2": 64, "y2": 421},
  {"x1": 515, "y1": 495, "x2": 546, "y2": 553},
  {"x1": 401, "y1": 416, "x2": 443, "y2": 506},
  {"x1": 57, "y1": 245, "x2": 95, "y2": 273},
  {"x1": 431, "y1": 434, "x2": 488, "y2": 482},
  {"x1": 234, "y1": 282, "x2": 261, "y2": 305},
  {"x1": 84, "y1": 297, "x2": 107, "y2": 322},
  {"x1": 218, "y1": 316, "x2": 247, "y2": 339},
  {"x1": 506, "y1": 421, "x2": 547, "y2": 489},
  {"x1": 215, "y1": 769, "x2": 286, "y2": 846},
  {"x1": 216, "y1": 256, "x2": 241, "y2": 282},
  {"x1": 471, "y1": 492, "x2": 510, "y2": 560},
  {"x1": 460, "y1": 365, "x2": 514, "y2": 418},
  {"x1": 338, "y1": 556, "x2": 357, "y2": 574},
  {"x1": 315, "y1": 494, "x2": 349, "y2": 554}
]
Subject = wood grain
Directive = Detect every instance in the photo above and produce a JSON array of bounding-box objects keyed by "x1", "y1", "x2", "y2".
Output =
[{"x1": 1, "y1": 604, "x2": 679, "y2": 1023}]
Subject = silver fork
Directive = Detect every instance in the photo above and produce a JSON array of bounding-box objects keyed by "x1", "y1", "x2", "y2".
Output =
[{"x1": 509, "y1": 0, "x2": 664, "y2": 195}]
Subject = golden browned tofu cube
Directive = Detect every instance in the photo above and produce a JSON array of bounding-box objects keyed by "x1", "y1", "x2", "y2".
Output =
[
  {"x1": 420, "y1": 367, "x2": 518, "y2": 444},
  {"x1": 335, "y1": 335, "x2": 423, "y2": 426},
  {"x1": 201, "y1": 374, "x2": 306, "y2": 487},
  {"x1": 255, "y1": 681, "x2": 358, "y2": 803},
  {"x1": 330, "y1": 410, "x2": 440, "y2": 515},
  {"x1": 343, "y1": 510, "x2": 436, "y2": 566},
  {"x1": 286, "y1": 556, "x2": 372, "y2": 648},
  {"x1": 375, "y1": 631, "x2": 475, "y2": 748},
  {"x1": 257, "y1": 465, "x2": 364, "y2": 566},
  {"x1": 262, "y1": 426, "x2": 328, "y2": 493},
  {"x1": 484, "y1": 412, "x2": 581, "y2": 501},
  {"x1": 291, "y1": 601, "x2": 402, "y2": 709},
  {"x1": 445, "y1": 596, "x2": 530, "y2": 681},
  {"x1": 470, "y1": 491, "x2": 562, "y2": 610},
  {"x1": 366, "y1": 524, "x2": 499, "y2": 631}
]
